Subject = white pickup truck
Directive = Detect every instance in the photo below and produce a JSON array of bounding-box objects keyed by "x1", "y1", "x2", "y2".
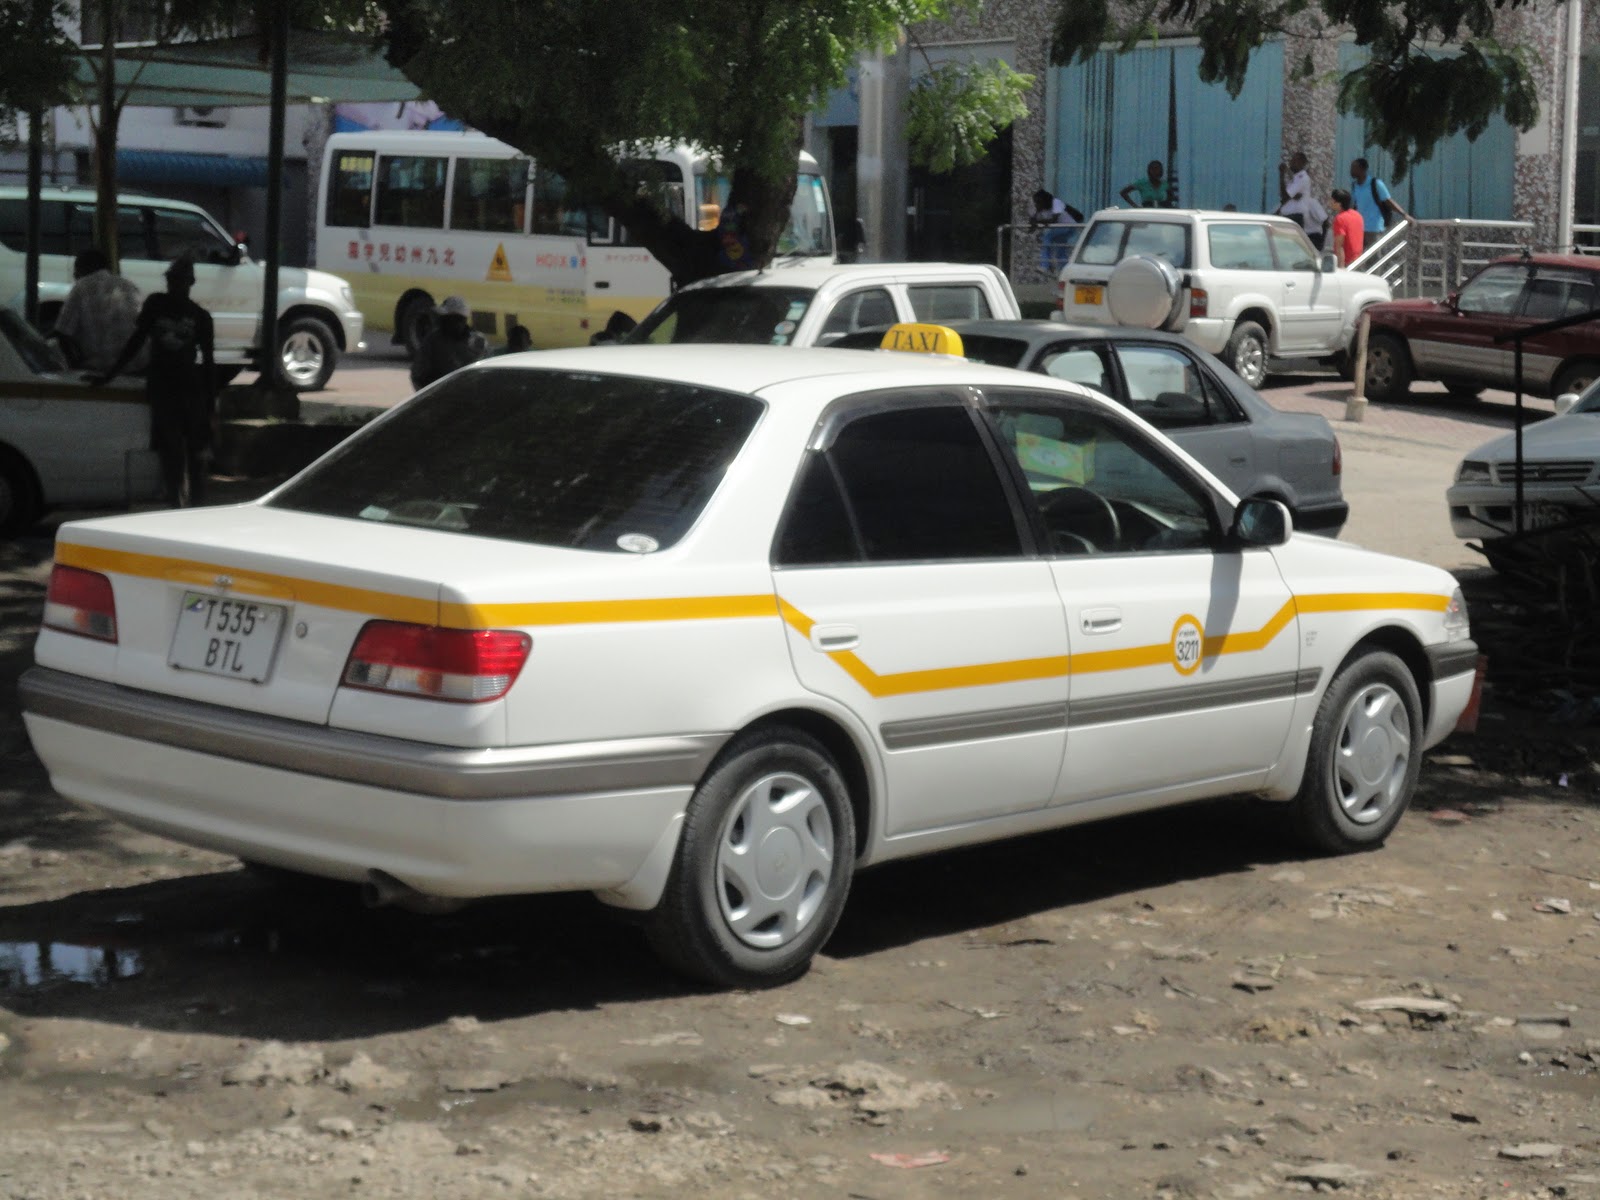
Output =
[{"x1": 627, "y1": 262, "x2": 1021, "y2": 347}]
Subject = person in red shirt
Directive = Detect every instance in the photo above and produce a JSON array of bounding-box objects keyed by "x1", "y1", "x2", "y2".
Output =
[{"x1": 1329, "y1": 189, "x2": 1364, "y2": 268}]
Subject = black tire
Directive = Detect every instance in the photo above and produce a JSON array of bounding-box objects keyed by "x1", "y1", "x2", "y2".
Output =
[
  {"x1": 398, "y1": 294, "x2": 435, "y2": 358},
  {"x1": 1288, "y1": 650, "x2": 1423, "y2": 854},
  {"x1": 0, "y1": 447, "x2": 41, "y2": 537},
  {"x1": 1223, "y1": 320, "x2": 1269, "y2": 389},
  {"x1": 275, "y1": 315, "x2": 338, "y2": 392},
  {"x1": 1444, "y1": 383, "x2": 1483, "y2": 400},
  {"x1": 1552, "y1": 359, "x2": 1600, "y2": 399},
  {"x1": 1363, "y1": 332, "x2": 1412, "y2": 402},
  {"x1": 647, "y1": 726, "x2": 856, "y2": 989}
]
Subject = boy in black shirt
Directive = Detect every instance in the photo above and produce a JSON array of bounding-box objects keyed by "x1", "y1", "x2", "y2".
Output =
[{"x1": 94, "y1": 256, "x2": 216, "y2": 505}]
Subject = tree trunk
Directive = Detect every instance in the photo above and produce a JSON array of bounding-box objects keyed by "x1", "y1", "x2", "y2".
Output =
[{"x1": 94, "y1": 0, "x2": 119, "y2": 270}]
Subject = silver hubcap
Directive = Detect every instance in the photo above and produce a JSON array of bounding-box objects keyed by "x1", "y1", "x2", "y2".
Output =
[
  {"x1": 716, "y1": 771, "x2": 835, "y2": 949},
  {"x1": 280, "y1": 330, "x2": 325, "y2": 385},
  {"x1": 1234, "y1": 337, "x2": 1266, "y2": 386},
  {"x1": 1331, "y1": 682, "x2": 1411, "y2": 825}
]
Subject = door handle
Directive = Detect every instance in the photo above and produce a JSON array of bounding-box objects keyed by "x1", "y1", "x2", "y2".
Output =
[
  {"x1": 1229, "y1": 454, "x2": 1248, "y2": 465},
  {"x1": 594, "y1": 280, "x2": 611, "y2": 289},
  {"x1": 1284, "y1": 281, "x2": 1297, "y2": 290},
  {"x1": 809, "y1": 623, "x2": 860, "y2": 652},
  {"x1": 1080, "y1": 607, "x2": 1122, "y2": 634}
]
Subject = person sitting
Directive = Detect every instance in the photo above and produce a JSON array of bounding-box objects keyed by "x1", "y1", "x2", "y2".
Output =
[
  {"x1": 52, "y1": 247, "x2": 143, "y2": 374},
  {"x1": 410, "y1": 295, "x2": 488, "y2": 390}
]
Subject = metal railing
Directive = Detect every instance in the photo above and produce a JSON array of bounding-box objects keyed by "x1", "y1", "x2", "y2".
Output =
[
  {"x1": 996, "y1": 222, "x2": 1083, "y2": 290},
  {"x1": 1350, "y1": 218, "x2": 1535, "y2": 297},
  {"x1": 1571, "y1": 224, "x2": 1600, "y2": 255}
]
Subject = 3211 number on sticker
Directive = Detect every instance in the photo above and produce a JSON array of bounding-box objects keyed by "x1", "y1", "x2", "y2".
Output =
[{"x1": 1171, "y1": 616, "x2": 1203, "y2": 675}]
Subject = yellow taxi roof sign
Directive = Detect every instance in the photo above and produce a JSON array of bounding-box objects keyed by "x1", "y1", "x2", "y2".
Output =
[{"x1": 879, "y1": 323, "x2": 965, "y2": 359}]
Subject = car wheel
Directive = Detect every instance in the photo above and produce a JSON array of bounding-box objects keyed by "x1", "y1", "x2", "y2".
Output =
[
  {"x1": 1553, "y1": 359, "x2": 1600, "y2": 398},
  {"x1": 1363, "y1": 333, "x2": 1412, "y2": 402},
  {"x1": 399, "y1": 294, "x2": 435, "y2": 358},
  {"x1": 0, "y1": 448, "x2": 41, "y2": 537},
  {"x1": 647, "y1": 726, "x2": 856, "y2": 989},
  {"x1": 1288, "y1": 649, "x2": 1422, "y2": 854},
  {"x1": 276, "y1": 316, "x2": 338, "y2": 392},
  {"x1": 1224, "y1": 320, "x2": 1269, "y2": 388}
]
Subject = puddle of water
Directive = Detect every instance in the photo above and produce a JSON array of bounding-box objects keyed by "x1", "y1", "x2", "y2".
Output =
[{"x1": 0, "y1": 941, "x2": 144, "y2": 991}]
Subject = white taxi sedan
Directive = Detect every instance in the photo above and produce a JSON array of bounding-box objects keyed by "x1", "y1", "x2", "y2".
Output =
[{"x1": 21, "y1": 332, "x2": 1477, "y2": 988}]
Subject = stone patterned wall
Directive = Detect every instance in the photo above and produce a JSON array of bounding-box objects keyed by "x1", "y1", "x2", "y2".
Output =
[
  {"x1": 1510, "y1": 3, "x2": 1565, "y2": 248},
  {"x1": 1279, "y1": 29, "x2": 1341, "y2": 207}
]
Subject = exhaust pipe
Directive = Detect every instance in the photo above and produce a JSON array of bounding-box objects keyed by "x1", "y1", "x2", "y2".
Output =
[{"x1": 361, "y1": 869, "x2": 466, "y2": 916}]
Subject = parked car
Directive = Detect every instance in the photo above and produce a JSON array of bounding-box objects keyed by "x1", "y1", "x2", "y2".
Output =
[
  {"x1": 833, "y1": 319, "x2": 1347, "y2": 535},
  {"x1": 0, "y1": 307, "x2": 161, "y2": 534},
  {"x1": 626, "y1": 262, "x2": 1021, "y2": 347},
  {"x1": 1362, "y1": 254, "x2": 1600, "y2": 403},
  {"x1": 0, "y1": 187, "x2": 365, "y2": 391},
  {"x1": 1054, "y1": 208, "x2": 1392, "y2": 388},
  {"x1": 22, "y1": 342, "x2": 1476, "y2": 988},
  {"x1": 1447, "y1": 381, "x2": 1600, "y2": 546}
]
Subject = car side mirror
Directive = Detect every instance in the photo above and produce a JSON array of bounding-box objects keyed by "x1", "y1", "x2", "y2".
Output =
[
  {"x1": 1446, "y1": 291, "x2": 1460, "y2": 312},
  {"x1": 1555, "y1": 392, "x2": 1580, "y2": 415},
  {"x1": 1231, "y1": 497, "x2": 1292, "y2": 547},
  {"x1": 1319, "y1": 252, "x2": 1337, "y2": 274}
]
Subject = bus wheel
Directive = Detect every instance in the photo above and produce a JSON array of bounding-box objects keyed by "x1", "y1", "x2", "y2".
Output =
[{"x1": 399, "y1": 294, "x2": 435, "y2": 358}]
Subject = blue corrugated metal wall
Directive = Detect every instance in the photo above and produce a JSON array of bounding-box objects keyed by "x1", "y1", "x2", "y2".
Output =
[
  {"x1": 1046, "y1": 42, "x2": 1285, "y2": 214},
  {"x1": 1334, "y1": 45, "x2": 1514, "y2": 220}
]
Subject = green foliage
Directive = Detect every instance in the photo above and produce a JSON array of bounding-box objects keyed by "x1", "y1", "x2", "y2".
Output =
[
  {"x1": 0, "y1": 0, "x2": 75, "y2": 143},
  {"x1": 908, "y1": 58, "x2": 1032, "y2": 173},
  {"x1": 1049, "y1": 0, "x2": 1546, "y2": 178}
]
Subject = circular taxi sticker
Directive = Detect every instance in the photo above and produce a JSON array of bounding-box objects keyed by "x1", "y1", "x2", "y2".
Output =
[{"x1": 1171, "y1": 614, "x2": 1204, "y2": 675}]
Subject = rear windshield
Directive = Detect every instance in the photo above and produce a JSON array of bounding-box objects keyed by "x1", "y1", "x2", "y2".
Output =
[
  {"x1": 1074, "y1": 220, "x2": 1191, "y2": 270},
  {"x1": 629, "y1": 287, "x2": 814, "y2": 345},
  {"x1": 270, "y1": 369, "x2": 763, "y2": 553}
]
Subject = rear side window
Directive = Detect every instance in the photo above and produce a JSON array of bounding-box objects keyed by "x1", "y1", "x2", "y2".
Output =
[
  {"x1": 270, "y1": 370, "x2": 763, "y2": 553},
  {"x1": 1522, "y1": 268, "x2": 1598, "y2": 320},
  {"x1": 327, "y1": 150, "x2": 374, "y2": 228},
  {"x1": 1207, "y1": 224, "x2": 1276, "y2": 270},
  {"x1": 0, "y1": 198, "x2": 69, "y2": 254},
  {"x1": 908, "y1": 284, "x2": 992, "y2": 322},
  {"x1": 826, "y1": 404, "x2": 1022, "y2": 562},
  {"x1": 774, "y1": 455, "x2": 858, "y2": 566},
  {"x1": 375, "y1": 155, "x2": 447, "y2": 229},
  {"x1": 67, "y1": 203, "x2": 149, "y2": 258}
]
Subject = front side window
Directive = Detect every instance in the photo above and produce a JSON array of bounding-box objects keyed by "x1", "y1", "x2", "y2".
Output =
[
  {"x1": 152, "y1": 208, "x2": 237, "y2": 264},
  {"x1": 908, "y1": 285, "x2": 992, "y2": 322},
  {"x1": 824, "y1": 403, "x2": 1023, "y2": 563},
  {"x1": 1267, "y1": 224, "x2": 1316, "y2": 271},
  {"x1": 450, "y1": 157, "x2": 529, "y2": 233},
  {"x1": 327, "y1": 150, "x2": 374, "y2": 228},
  {"x1": 632, "y1": 287, "x2": 814, "y2": 345},
  {"x1": 1113, "y1": 344, "x2": 1233, "y2": 428},
  {"x1": 375, "y1": 155, "x2": 448, "y2": 229},
  {"x1": 984, "y1": 391, "x2": 1217, "y2": 556},
  {"x1": 1208, "y1": 223, "x2": 1276, "y2": 270},
  {"x1": 270, "y1": 370, "x2": 763, "y2": 553},
  {"x1": 774, "y1": 454, "x2": 858, "y2": 566},
  {"x1": 1457, "y1": 264, "x2": 1529, "y2": 315},
  {"x1": 818, "y1": 288, "x2": 896, "y2": 340}
]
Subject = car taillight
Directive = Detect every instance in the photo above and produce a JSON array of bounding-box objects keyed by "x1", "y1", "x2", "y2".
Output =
[
  {"x1": 1054, "y1": 278, "x2": 1065, "y2": 311},
  {"x1": 1189, "y1": 288, "x2": 1209, "y2": 318},
  {"x1": 42, "y1": 565, "x2": 118, "y2": 642},
  {"x1": 342, "y1": 622, "x2": 531, "y2": 703},
  {"x1": 1332, "y1": 437, "x2": 1343, "y2": 477}
]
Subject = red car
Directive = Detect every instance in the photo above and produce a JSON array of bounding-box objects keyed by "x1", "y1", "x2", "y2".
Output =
[{"x1": 1362, "y1": 255, "x2": 1600, "y2": 402}]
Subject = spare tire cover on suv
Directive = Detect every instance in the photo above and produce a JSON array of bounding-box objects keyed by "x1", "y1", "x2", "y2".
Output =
[{"x1": 1107, "y1": 254, "x2": 1183, "y2": 330}]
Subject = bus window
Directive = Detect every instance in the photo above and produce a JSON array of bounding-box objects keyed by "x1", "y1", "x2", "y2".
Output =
[
  {"x1": 615, "y1": 160, "x2": 685, "y2": 247},
  {"x1": 450, "y1": 157, "x2": 530, "y2": 234},
  {"x1": 531, "y1": 168, "x2": 595, "y2": 238},
  {"x1": 376, "y1": 155, "x2": 447, "y2": 229},
  {"x1": 694, "y1": 169, "x2": 833, "y2": 258},
  {"x1": 327, "y1": 150, "x2": 374, "y2": 228}
]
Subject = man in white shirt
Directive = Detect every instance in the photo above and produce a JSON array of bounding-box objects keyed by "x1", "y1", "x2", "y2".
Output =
[
  {"x1": 53, "y1": 248, "x2": 143, "y2": 374},
  {"x1": 1276, "y1": 152, "x2": 1328, "y2": 250}
]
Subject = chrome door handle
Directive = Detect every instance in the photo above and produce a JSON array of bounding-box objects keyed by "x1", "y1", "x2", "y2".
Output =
[
  {"x1": 1080, "y1": 607, "x2": 1122, "y2": 634},
  {"x1": 810, "y1": 623, "x2": 860, "y2": 652},
  {"x1": 1284, "y1": 281, "x2": 1297, "y2": 289}
]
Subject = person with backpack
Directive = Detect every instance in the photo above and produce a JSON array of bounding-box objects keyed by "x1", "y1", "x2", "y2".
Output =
[{"x1": 1350, "y1": 158, "x2": 1412, "y2": 251}]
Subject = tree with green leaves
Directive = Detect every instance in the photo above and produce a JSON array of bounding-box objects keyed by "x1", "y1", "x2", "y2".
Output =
[
  {"x1": 1049, "y1": 0, "x2": 1544, "y2": 178},
  {"x1": 380, "y1": 0, "x2": 1030, "y2": 283}
]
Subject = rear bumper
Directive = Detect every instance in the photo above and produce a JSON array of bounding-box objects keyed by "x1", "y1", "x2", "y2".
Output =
[
  {"x1": 1178, "y1": 317, "x2": 1231, "y2": 355},
  {"x1": 20, "y1": 667, "x2": 722, "y2": 903},
  {"x1": 1294, "y1": 499, "x2": 1349, "y2": 537}
]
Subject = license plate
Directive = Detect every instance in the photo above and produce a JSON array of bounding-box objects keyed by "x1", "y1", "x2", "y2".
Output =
[
  {"x1": 1074, "y1": 285, "x2": 1103, "y2": 305},
  {"x1": 1525, "y1": 503, "x2": 1571, "y2": 530},
  {"x1": 168, "y1": 592, "x2": 288, "y2": 682}
]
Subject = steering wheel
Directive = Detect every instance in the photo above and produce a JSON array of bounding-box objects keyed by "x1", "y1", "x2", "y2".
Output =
[{"x1": 1037, "y1": 486, "x2": 1120, "y2": 553}]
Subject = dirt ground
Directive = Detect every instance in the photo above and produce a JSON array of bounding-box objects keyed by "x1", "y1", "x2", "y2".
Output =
[{"x1": 4, "y1": 534, "x2": 1600, "y2": 1199}]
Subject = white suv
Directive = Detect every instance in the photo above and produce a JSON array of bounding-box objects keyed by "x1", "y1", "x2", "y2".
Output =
[
  {"x1": 0, "y1": 188, "x2": 364, "y2": 391},
  {"x1": 1055, "y1": 209, "x2": 1391, "y2": 387}
]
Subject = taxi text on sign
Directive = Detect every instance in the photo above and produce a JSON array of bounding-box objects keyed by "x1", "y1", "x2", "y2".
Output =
[{"x1": 879, "y1": 324, "x2": 965, "y2": 357}]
